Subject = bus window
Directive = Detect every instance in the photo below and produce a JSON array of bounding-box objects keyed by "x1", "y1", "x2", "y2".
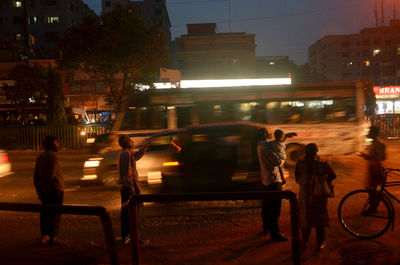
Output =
[
  {"x1": 232, "y1": 102, "x2": 262, "y2": 122},
  {"x1": 176, "y1": 106, "x2": 193, "y2": 128},
  {"x1": 121, "y1": 106, "x2": 167, "y2": 130},
  {"x1": 261, "y1": 98, "x2": 357, "y2": 124}
]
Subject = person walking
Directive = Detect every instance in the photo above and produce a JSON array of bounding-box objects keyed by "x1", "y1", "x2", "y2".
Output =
[
  {"x1": 118, "y1": 135, "x2": 150, "y2": 245},
  {"x1": 257, "y1": 128, "x2": 296, "y2": 241},
  {"x1": 295, "y1": 143, "x2": 336, "y2": 251},
  {"x1": 358, "y1": 125, "x2": 386, "y2": 213},
  {"x1": 33, "y1": 136, "x2": 64, "y2": 246}
]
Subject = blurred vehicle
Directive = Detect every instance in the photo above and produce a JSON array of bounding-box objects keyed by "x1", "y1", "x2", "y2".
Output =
[
  {"x1": 82, "y1": 122, "x2": 272, "y2": 192},
  {"x1": 0, "y1": 149, "x2": 12, "y2": 178},
  {"x1": 111, "y1": 80, "x2": 372, "y2": 167}
]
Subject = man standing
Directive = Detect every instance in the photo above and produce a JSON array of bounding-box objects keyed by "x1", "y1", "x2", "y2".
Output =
[
  {"x1": 118, "y1": 135, "x2": 150, "y2": 245},
  {"x1": 34, "y1": 136, "x2": 64, "y2": 246},
  {"x1": 257, "y1": 129, "x2": 296, "y2": 241},
  {"x1": 358, "y1": 125, "x2": 386, "y2": 213}
]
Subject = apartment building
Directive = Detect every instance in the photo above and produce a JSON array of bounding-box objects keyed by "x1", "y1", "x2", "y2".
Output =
[
  {"x1": 175, "y1": 23, "x2": 256, "y2": 79},
  {"x1": 102, "y1": 0, "x2": 171, "y2": 40},
  {"x1": 309, "y1": 19, "x2": 400, "y2": 86},
  {"x1": 0, "y1": 0, "x2": 96, "y2": 59}
]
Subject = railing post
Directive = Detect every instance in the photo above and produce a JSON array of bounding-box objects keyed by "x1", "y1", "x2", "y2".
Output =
[
  {"x1": 129, "y1": 197, "x2": 141, "y2": 265},
  {"x1": 287, "y1": 192, "x2": 301, "y2": 265},
  {"x1": 130, "y1": 191, "x2": 301, "y2": 265},
  {"x1": 99, "y1": 209, "x2": 120, "y2": 265}
]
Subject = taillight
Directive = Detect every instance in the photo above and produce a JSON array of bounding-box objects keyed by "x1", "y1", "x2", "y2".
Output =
[
  {"x1": 283, "y1": 170, "x2": 290, "y2": 179},
  {"x1": 0, "y1": 155, "x2": 8, "y2": 163},
  {"x1": 163, "y1": 161, "x2": 180, "y2": 167}
]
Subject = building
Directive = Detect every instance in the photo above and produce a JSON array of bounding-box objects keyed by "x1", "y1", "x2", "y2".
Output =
[
  {"x1": 309, "y1": 19, "x2": 400, "y2": 86},
  {"x1": 0, "y1": 37, "x2": 25, "y2": 62},
  {"x1": 175, "y1": 23, "x2": 256, "y2": 79},
  {"x1": 102, "y1": 0, "x2": 171, "y2": 40},
  {"x1": 256, "y1": 56, "x2": 295, "y2": 78},
  {"x1": 0, "y1": 0, "x2": 96, "y2": 59},
  {"x1": 64, "y1": 70, "x2": 109, "y2": 111},
  {"x1": 374, "y1": 85, "x2": 400, "y2": 114}
]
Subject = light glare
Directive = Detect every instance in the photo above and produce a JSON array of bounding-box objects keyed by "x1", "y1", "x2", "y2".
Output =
[
  {"x1": 84, "y1": 160, "x2": 100, "y2": 167},
  {"x1": 81, "y1": 175, "x2": 97, "y2": 180}
]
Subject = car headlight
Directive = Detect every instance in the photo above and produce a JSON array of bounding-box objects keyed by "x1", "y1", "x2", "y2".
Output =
[
  {"x1": 84, "y1": 160, "x2": 100, "y2": 167},
  {"x1": 84, "y1": 157, "x2": 103, "y2": 168}
]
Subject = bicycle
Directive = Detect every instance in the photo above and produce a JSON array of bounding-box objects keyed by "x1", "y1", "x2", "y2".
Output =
[{"x1": 338, "y1": 167, "x2": 400, "y2": 239}]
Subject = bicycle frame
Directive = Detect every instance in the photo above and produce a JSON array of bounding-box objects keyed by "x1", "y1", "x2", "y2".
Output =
[{"x1": 377, "y1": 168, "x2": 400, "y2": 231}]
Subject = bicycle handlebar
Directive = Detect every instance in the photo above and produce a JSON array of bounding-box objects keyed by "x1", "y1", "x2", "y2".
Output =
[{"x1": 385, "y1": 168, "x2": 400, "y2": 172}]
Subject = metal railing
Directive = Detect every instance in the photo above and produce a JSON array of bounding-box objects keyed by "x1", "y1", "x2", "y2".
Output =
[
  {"x1": 0, "y1": 125, "x2": 110, "y2": 150},
  {"x1": 0, "y1": 202, "x2": 119, "y2": 265},
  {"x1": 376, "y1": 114, "x2": 400, "y2": 139},
  {"x1": 128, "y1": 191, "x2": 301, "y2": 265}
]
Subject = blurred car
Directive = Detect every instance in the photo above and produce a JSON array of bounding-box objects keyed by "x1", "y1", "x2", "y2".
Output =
[
  {"x1": 82, "y1": 122, "x2": 275, "y2": 192},
  {"x1": 0, "y1": 149, "x2": 12, "y2": 178}
]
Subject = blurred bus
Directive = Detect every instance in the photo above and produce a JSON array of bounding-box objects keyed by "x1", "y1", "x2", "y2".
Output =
[{"x1": 113, "y1": 81, "x2": 372, "y2": 165}]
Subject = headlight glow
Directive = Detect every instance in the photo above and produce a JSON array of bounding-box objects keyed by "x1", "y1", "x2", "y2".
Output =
[
  {"x1": 86, "y1": 138, "x2": 95, "y2": 144},
  {"x1": 84, "y1": 160, "x2": 100, "y2": 167},
  {"x1": 81, "y1": 175, "x2": 98, "y2": 180}
]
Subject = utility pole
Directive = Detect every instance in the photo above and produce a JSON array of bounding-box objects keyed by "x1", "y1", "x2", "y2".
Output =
[
  {"x1": 381, "y1": 0, "x2": 384, "y2": 26},
  {"x1": 374, "y1": 1, "x2": 378, "y2": 27},
  {"x1": 228, "y1": 0, "x2": 231, "y2": 32}
]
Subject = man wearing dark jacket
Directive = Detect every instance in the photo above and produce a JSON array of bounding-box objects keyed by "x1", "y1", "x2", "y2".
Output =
[{"x1": 34, "y1": 136, "x2": 64, "y2": 246}]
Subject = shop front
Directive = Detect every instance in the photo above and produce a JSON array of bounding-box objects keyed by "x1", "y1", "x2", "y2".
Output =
[{"x1": 374, "y1": 86, "x2": 400, "y2": 114}]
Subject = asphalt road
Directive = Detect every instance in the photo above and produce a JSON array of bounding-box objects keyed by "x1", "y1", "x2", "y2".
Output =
[
  {"x1": 0, "y1": 149, "x2": 124, "y2": 211},
  {"x1": 1, "y1": 144, "x2": 400, "y2": 265}
]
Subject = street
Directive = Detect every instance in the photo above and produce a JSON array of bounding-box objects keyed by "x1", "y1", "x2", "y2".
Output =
[{"x1": 0, "y1": 143, "x2": 400, "y2": 264}]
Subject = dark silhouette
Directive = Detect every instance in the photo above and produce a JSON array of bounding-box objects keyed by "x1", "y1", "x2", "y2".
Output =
[
  {"x1": 358, "y1": 126, "x2": 386, "y2": 213},
  {"x1": 33, "y1": 136, "x2": 64, "y2": 246},
  {"x1": 118, "y1": 135, "x2": 150, "y2": 245},
  {"x1": 295, "y1": 143, "x2": 336, "y2": 251},
  {"x1": 257, "y1": 128, "x2": 296, "y2": 241}
]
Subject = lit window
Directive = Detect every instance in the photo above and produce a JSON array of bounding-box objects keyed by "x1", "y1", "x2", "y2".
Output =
[
  {"x1": 15, "y1": 33, "x2": 23, "y2": 40},
  {"x1": 14, "y1": 1, "x2": 22, "y2": 8},
  {"x1": 373, "y1": 49, "x2": 381, "y2": 56},
  {"x1": 397, "y1": 47, "x2": 400, "y2": 55},
  {"x1": 364, "y1": 60, "x2": 370, "y2": 67},
  {"x1": 46, "y1": 17, "x2": 59, "y2": 24},
  {"x1": 28, "y1": 17, "x2": 38, "y2": 24}
]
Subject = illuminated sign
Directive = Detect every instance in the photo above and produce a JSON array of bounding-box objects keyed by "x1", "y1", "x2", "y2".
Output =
[
  {"x1": 153, "y1": 78, "x2": 292, "y2": 89},
  {"x1": 374, "y1": 86, "x2": 400, "y2": 96}
]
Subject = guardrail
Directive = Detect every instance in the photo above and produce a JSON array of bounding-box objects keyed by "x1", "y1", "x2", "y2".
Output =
[
  {"x1": 128, "y1": 191, "x2": 301, "y2": 265},
  {"x1": 0, "y1": 202, "x2": 119, "y2": 265},
  {"x1": 0, "y1": 125, "x2": 110, "y2": 150}
]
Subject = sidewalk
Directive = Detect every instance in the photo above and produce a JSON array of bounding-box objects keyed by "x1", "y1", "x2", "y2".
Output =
[{"x1": 1, "y1": 200, "x2": 400, "y2": 265}]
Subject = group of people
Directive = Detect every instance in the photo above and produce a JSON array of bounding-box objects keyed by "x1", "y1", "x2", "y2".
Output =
[
  {"x1": 33, "y1": 125, "x2": 386, "y2": 250},
  {"x1": 256, "y1": 125, "x2": 386, "y2": 251}
]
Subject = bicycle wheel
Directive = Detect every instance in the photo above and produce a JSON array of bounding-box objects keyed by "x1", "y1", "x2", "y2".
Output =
[{"x1": 338, "y1": 189, "x2": 392, "y2": 239}]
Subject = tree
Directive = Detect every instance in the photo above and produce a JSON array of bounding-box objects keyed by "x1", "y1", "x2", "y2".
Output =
[
  {"x1": 45, "y1": 68, "x2": 68, "y2": 125},
  {"x1": 3, "y1": 63, "x2": 47, "y2": 106},
  {"x1": 3, "y1": 63, "x2": 70, "y2": 126},
  {"x1": 59, "y1": 5, "x2": 170, "y2": 128}
]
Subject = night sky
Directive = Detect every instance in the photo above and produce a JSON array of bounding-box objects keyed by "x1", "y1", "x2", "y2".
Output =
[{"x1": 84, "y1": 0, "x2": 397, "y2": 65}]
